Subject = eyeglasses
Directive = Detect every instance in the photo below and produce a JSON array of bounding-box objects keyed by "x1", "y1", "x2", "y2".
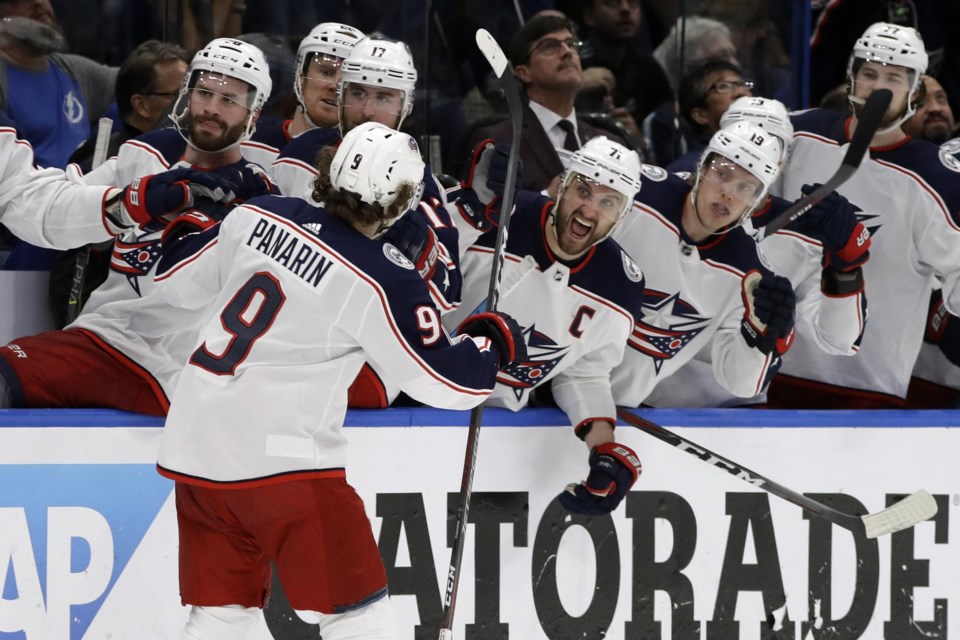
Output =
[
  {"x1": 705, "y1": 79, "x2": 754, "y2": 97},
  {"x1": 530, "y1": 37, "x2": 583, "y2": 57}
]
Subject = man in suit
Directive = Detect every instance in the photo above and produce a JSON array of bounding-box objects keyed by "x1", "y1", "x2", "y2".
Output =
[{"x1": 467, "y1": 14, "x2": 627, "y2": 192}]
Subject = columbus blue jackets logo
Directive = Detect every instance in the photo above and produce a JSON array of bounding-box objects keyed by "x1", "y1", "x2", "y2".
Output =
[
  {"x1": 497, "y1": 323, "x2": 571, "y2": 399},
  {"x1": 383, "y1": 243, "x2": 415, "y2": 269},
  {"x1": 621, "y1": 250, "x2": 643, "y2": 282},
  {"x1": 111, "y1": 236, "x2": 162, "y2": 296},
  {"x1": 939, "y1": 138, "x2": 960, "y2": 173},
  {"x1": 641, "y1": 164, "x2": 668, "y2": 182},
  {"x1": 629, "y1": 290, "x2": 711, "y2": 372}
]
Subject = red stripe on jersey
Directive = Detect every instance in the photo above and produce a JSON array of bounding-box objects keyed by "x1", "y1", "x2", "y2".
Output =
[
  {"x1": 241, "y1": 140, "x2": 280, "y2": 153},
  {"x1": 155, "y1": 237, "x2": 220, "y2": 281},
  {"x1": 272, "y1": 157, "x2": 318, "y2": 174},
  {"x1": 126, "y1": 140, "x2": 171, "y2": 167},
  {"x1": 871, "y1": 157, "x2": 960, "y2": 232},
  {"x1": 157, "y1": 465, "x2": 346, "y2": 489}
]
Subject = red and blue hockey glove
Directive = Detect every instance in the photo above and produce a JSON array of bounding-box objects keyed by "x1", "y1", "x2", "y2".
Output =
[
  {"x1": 741, "y1": 271, "x2": 796, "y2": 355},
  {"x1": 925, "y1": 290, "x2": 960, "y2": 367},
  {"x1": 381, "y1": 211, "x2": 439, "y2": 280},
  {"x1": 161, "y1": 210, "x2": 219, "y2": 247},
  {"x1": 794, "y1": 183, "x2": 871, "y2": 271},
  {"x1": 558, "y1": 441, "x2": 642, "y2": 516},
  {"x1": 120, "y1": 168, "x2": 236, "y2": 225},
  {"x1": 457, "y1": 310, "x2": 527, "y2": 368},
  {"x1": 455, "y1": 139, "x2": 520, "y2": 231}
]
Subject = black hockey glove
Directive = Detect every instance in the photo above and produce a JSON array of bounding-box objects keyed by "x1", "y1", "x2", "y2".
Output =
[
  {"x1": 558, "y1": 441, "x2": 642, "y2": 516},
  {"x1": 217, "y1": 164, "x2": 277, "y2": 202},
  {"x1": 457, "y1": 311, "x2": 527, "y2": 368},
  {"x1": 925, "y1": 290, "x2": 960, "y2": 367},
  {"x1": 382, "y1": 212, "x2": 439, "y2": 280},
  {"x1": 741, "y1": 271, "x2": 796, "y2": 355},
  {"x1": 455, "y1": 139, "x2": 520, "y2": 231},
  {"x1": 794, "y1": 184, "x2": 871, "y2": 271},
  {"x1": 120, "y1": 168, "x2": 236, "y2": 226}
]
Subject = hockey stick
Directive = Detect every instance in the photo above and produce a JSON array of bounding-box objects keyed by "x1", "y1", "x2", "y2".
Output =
[
  {"x1": 616, "y1": 408, "x2": 937, "y2": 538},
  {"x1": 756, "y1": 88, "x2": 891, "y2": 240},
  {"x1": 65, "y1": 116, "x2": 113, "y2": 325},
  {"x1": 439, "y1": 29, "x2": 523, "y2": 640}
]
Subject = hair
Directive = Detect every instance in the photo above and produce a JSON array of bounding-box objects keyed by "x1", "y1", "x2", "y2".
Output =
[
  {"x1": 115, "y1": 40, "x2": 188, "y2": 122},
  {"x1": 677, "y1": 57, "x2": 743, "y2": 132},
  {"x1": 653, "y1": 16, "x2": 733, "y2": 89},
  {"x1": 508, "y1": 14, "x2": 580, "y2": 67},
  {"x1": 312, "y1": 146, "x2": 416, "y2": 228}
]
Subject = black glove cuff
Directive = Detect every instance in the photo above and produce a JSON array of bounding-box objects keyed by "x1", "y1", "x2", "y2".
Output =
[{"x1": 821, "y1": 266, "x2": 864, "y2": 296}]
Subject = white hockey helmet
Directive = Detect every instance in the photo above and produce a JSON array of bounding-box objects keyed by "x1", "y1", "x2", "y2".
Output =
[
  {"x1": 330, "y1": 121, "x2": 425, "y2": 234},
  {"x1": 719, "y1": 96, "x2": 793, "y2": 166},
  {"x1": 295, "y1": 24, "x2": 364, "y2": 101},
  {"x1": 694, "y1": 120, "x2": 781, "y2": 224},
  {"x1": 338, "y1": 37, "x2": 418, "y2": 131},
  {"x1": 171, "y1": 38, "x2": 272, "y2": 148},
  {"x1": 561, "y1": 136, "x2": 642, "y2": 220},
  {"x1": 847, "y1": 22, "x2": 928, "y2": 123}
]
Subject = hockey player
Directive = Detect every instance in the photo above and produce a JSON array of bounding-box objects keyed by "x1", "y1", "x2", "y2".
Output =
[
  {"x1": 447, "y1": 136, "x2": 644, "y2": 516},
  {"x1": 153, "y1": 122, "x2": 525, "y2": 640},
  {"x1": 247, "y1": 22, "x2": 364, "y2": 156},
  {"x1": 610, "y1": 121, "x2": 798, "y2": 406},
  {"x1": 0, "y1": 112, "x2": 220, "y2": 249},
  {"x1": 768, "y1": 22, "x2": 960, "y2": 408},
  {"x1": 643, "y1": 99, "x2": 870, "y2": 408},
  {"x1": 0, "y1": 38, "x2": 276, "y2": 415}
]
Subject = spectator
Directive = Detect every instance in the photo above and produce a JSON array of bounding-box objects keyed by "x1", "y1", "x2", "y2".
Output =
[
  {"x1": 903, "y1": 74, "x2": 957, "y2": 144},
  {"x1": 666, "y1": 58, "x2": 753, "y2": 173},
  {"x1": 575, "y1": 0, "x2": 672, "y2": 130},
  {"x1": 465, "y1": 14, "x2": 628, "y2": 192},
  {"x1": 70, "y1": 40, "x2": 189, "y2": 170},
  {"x1": 0, "y1": 0, "x2": 117, "y2": 269}
]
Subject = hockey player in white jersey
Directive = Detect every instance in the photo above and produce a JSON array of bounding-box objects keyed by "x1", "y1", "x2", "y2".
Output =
[
  {"x1": 446, "y1": 136, "x2": 644, "y2": 516},
  {"x1": 610, "y1": 121, "x2": 799, "y2": 406},
  {"x1": 0, "y1": 38, "x2": 277, "y2": 415},
  {"x1": 768, "y1": 22, "x2": 960, "y2": 408},
  {"x1": 247, "y1": 22, "x2": 364, "y2": 157},
  {"x1": 644, "y1": 98, "x2": 871, "y2": 407},
  {"x1": 153, "y1": 122, "x2": 525, "y2": 640}
]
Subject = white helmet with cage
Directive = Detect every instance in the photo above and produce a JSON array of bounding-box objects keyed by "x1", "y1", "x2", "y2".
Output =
[
  {"x1": 330, "y1": 121, "x2": 425, "y2": 234},
  {"x1": 719, "y1": 96, "x2": 793, "y2": 166},
  {"x1": 694, "y1": 120, "x2": 781, "y2": 224},
  {"x1": 294, "y1": 23, "x2": 365, "y2": 114},
  {"x1": 170, "y1": 38, "x2": 272, "y2": 149},
  {"x1": 338, "y1": 37, "x2": 418, "y2": 131},
  {"x1": 847, "y1": 22, "x2": 928, "y2": 126},
  {"x1": 555, "y1": 136, "x2": 642, "y2": 246}
]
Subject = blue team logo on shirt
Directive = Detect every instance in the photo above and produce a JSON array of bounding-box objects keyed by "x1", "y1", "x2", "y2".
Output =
[
  {"x1": 111, "y1": 237, "x2": 162, "y2": 296},
  {"x1": 0, "y1": 465, "x2": 172, "y2": 639},
  {"x1": 497, "y1": 324, "x2": 570, "y2": 398},
  {"x1": 629, "y1": 290, "x2": 710, "y2": 372}
]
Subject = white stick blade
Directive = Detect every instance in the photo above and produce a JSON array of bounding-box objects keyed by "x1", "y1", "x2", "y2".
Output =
[
  {"x1": 439, "y1": 631, "x2": 454, "y2": 640},
  {"x1": 861, "y1": 490, "x2": 938, "y2": 538},
  {"x1": 475, "y1": 29, "x2": 508, "y2": 77}
]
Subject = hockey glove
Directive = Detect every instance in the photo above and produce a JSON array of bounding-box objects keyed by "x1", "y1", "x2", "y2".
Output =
[
  {"x1": 741, "y1": 270, "x2": 796, "y2": 355},
  {"x1": 455, "y1": 139, "x2": 519, "y2": 231},
  {"x1": 120, "y1": 168, "x2": 236, "y2": 226},
  {"x1": 795, "y1": 184, "x2": 871, "y2": 271},
  {"x1": 558, "y1": 441, "x2": 642, "y2": 516},
  {"x1": 161, "y1": 210, "x2": 220, "y2": 247},
  {"x1": 381, "y1": 211, "x2": 439, "y2": 280},
  {"x1": 218, "y1": 164, "x2": 277, "y2": 202},
  {"x1": 925, "y1": 290, "x2": 960, "y2": 367},
  {"x1": 457, "y1": 311, "x2": 527, "y2": 368}
]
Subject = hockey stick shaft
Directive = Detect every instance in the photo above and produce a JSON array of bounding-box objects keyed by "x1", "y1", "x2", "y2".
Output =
[
  {"x1": 759, "y1": 88, "x2": 891, "y2": 239},
  {"x1": 65, "y1": 117, "x2": 113, "y2": 325},
  {"x1": 616, "y1": 408, "x2": 937, "y2": 538},
  {"x1": 439, "y1": 30, "x2": 524, "y2": 640}
]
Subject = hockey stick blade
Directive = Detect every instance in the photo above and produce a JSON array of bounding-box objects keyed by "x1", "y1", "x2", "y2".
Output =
[
  {"x1": 439, "y1": 30, "x2": 525, "y2": 640},
  {"x1": 759, "y1": 88, "x2": 892, "y2": 239},
  {"x1": 616, "y1": 408, "x2": 937, "y2": 538}
]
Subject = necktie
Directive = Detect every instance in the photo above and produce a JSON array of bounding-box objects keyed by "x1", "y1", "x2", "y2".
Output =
[{"x1": 557, "y1": 119, "x2": 579, "y2": 152}]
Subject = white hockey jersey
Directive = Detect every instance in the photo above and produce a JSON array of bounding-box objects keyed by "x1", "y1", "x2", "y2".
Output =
[
  {"x1": 773, "y1": 109, "x2": 960, "y2": 400},
  {"x1": 444, "y1": 190, "x2": 645, "y2": 430},
  {"x1": 67, "y1": 129, "x2": 274, "y2": 401},
  {"x1": 0, "y1": 113, "x2": 116, "y2": 248},
  {"x1": 609, "y1": 168, "x2": 781, "y2": 407},
  {"x1": 154, "y1": 197, "x2": 501, "y2": 485}
]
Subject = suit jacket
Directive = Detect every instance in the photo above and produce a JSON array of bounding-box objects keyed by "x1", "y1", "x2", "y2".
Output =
[{"x1": 467, "y1": 103, "x2": 628, "y2": 192}]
